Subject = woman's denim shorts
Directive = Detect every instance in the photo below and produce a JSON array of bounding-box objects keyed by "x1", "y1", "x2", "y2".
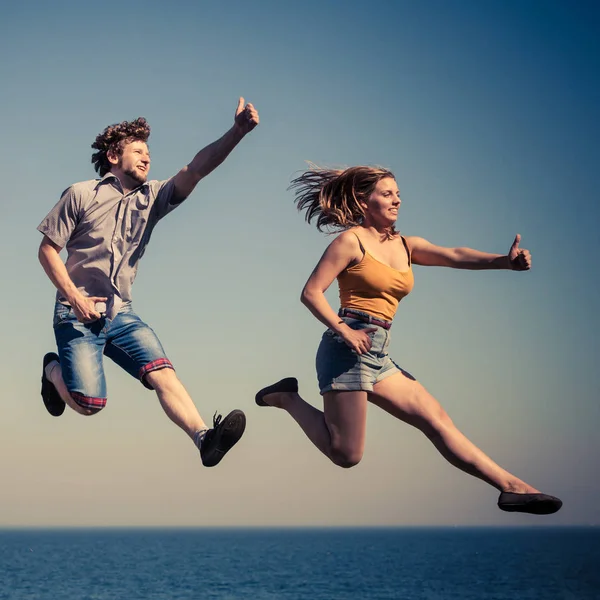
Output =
[{"x1": 316, "y1": 309, "x2": 401, "y2": 395}]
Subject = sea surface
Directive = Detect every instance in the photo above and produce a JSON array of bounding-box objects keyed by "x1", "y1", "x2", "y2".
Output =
[{"x1": 0, "y1": 528, "x2": 598, "y2": 600}]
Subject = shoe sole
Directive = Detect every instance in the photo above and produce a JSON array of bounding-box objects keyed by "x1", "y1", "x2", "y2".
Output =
[
  {"x1": 498, "y1": 501, "x2": 562, "y2": 515},
  {"x1": 202, "y1": 410, "x2": 246, "y2": 467},
  {"x1": 41, "y1": 352, "x2": 66, "y2": 417}
]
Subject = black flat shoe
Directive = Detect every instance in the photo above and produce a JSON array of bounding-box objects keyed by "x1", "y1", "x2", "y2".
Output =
[
  {"x1": 255, "y1": 377, "x2": 298, "y2": 406},
  {"x1": 200, "y1": 410, "x2": 246, "y2": 467},
  {"x1": 41, "y1": 352, "x2": 65, "y2": 417},
  {"x1": 498, "y1": 491, "x2": 563, "y2": 515}
]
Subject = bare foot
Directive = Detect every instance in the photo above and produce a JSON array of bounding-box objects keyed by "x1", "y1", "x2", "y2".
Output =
[
  {"x1": 503, "y1": 479, "x2": 540, "y2": 494},
  {"x1": 255, "y1": 377, "x2": 298, "y2": 408},
  {"x1": 261, "y1": 391, "x2": 297, "y2": 409}
]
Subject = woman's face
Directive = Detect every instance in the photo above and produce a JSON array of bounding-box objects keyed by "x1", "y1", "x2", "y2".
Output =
[{"x1": 363, "y1": 177, "x2": 401, "y2": 226}]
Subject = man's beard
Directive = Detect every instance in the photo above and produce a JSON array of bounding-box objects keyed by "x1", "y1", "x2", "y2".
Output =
[{"x1": 123, "y1": 166, "x2": 147, "y2": 185}]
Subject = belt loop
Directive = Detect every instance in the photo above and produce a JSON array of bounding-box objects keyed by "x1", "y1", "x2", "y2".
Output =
[{"x1": 368, "y1": 315, "x2": 372, "y2": 324}]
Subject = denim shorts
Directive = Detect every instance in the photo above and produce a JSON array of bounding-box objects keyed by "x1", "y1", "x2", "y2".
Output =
[
  {"x1": 315, "y1": 309, "x2": 401, "y2": 395},
  {"x1": 53, "y1": 301, "x2": 173, "y2": 409}
]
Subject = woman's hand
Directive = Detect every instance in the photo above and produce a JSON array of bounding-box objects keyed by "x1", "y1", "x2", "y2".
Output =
[
  {"x1": 508, "y1": 234, "x2": 532, "y2": 271},
  {"x1": 339, "y1": 325, "x2": 378, "y2": 354}
]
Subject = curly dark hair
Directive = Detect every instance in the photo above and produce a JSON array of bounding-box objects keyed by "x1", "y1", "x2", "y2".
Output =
[
  {"x1": 289, "y1": 164, "x2": 397, "y2": 238},
  {"x1": 91, "y1": 117, "x2": 151, "y2": 176}
]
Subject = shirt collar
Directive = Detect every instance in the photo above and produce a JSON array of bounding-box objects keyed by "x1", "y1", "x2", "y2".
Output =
[{"x1": 94, "y1": 172, "x2": 149, "y2": 193}]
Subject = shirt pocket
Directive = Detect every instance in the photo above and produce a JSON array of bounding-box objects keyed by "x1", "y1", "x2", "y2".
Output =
[{"x1": 126, "y1": 209, "x2": 149, "y2": 243}]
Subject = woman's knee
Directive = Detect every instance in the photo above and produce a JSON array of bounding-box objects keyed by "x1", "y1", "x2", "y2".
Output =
[
  {"x1": 331, "y1": 449, "x2": 363, "y2": 468},
  {"x1": 329, "y1": 438, "x2": 363, "y2": 468},
  {"x1": 422, "y1": 404, "x2": 454, "y2": 438}
]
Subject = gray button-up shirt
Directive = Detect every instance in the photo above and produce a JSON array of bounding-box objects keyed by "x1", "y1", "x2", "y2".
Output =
[{"x1": 38, "y1": 173, "x2": 182, "y2": 317}]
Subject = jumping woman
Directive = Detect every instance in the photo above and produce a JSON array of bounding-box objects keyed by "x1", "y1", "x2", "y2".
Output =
[{"x1": 256, "y1": 165, "x2": 562, "y2": 515}]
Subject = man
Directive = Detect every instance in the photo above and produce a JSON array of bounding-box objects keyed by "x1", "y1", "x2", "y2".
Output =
[{"x1": 38, "y1": 97, "x2": 259, "y2": 467}]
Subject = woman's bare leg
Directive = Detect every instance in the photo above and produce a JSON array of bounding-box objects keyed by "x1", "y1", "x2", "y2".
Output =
[
  {"x1": 260, "y1": 389, "x2": 368, "y2": 468},
  {"x1": 369, "y1": 371, "x2": 539, "y2": 493}
]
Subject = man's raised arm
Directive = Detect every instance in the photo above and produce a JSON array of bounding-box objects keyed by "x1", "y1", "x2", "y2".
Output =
[{"x1": 172, "y1": 97, "x2": 259, "y2": 201}]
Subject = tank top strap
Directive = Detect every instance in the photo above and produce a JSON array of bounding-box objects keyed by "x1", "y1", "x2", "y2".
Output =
[
  {"x1": 400, "y1": 235, "x2": 412, "y2": 267},
  {"x1": 352, "y1": 232, "x2": 366, "y2": 257}
]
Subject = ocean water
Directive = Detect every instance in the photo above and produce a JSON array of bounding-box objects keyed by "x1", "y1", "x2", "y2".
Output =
[{"x1": 0, "y1": 528, "x2": 598, "y2": 600}]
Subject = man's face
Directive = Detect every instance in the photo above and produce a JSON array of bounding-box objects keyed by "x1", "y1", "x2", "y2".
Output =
[{"x1": 117, "y1": 140, "x2": 151, "y2": 185}]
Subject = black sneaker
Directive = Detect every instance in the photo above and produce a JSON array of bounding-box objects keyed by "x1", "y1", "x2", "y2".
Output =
[
  {"x1": 200, "y1": 410, "x2": 246, "y2": 467},
  {"x1": 41, "y1": 352, "x2": 65, "y2": 417}
]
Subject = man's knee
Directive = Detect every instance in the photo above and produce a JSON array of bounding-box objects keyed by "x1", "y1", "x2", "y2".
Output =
[
  {"x1": 70, "y1": 392, "x2": 106, "y2": 416},
  {"x1": 140, "y1": 360, "x2": 175, "y2": 391}
]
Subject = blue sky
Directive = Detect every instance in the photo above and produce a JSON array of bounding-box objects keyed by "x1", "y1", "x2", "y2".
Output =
[{"x1": 0, "y1": 0, "x2": 598, "y2": 526}]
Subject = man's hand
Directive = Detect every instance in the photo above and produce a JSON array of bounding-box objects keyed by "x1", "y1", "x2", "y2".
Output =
[
  {"x1": 70, "y1": 294, "x2": 108, "y2": 323},
  {"x1": 508, "y1": 234, "x2": 532, "y2": 271},
  {"x1": 234, "y1": 97, "x2": 259, "y2": 135},
  {"x1": 172, "y1": 99, "x2": 260, "y2": 200}
]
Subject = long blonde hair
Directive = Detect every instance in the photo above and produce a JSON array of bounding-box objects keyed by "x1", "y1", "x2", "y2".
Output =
[{"x1": 290, "y1": 164, "x2": 396, "y2": 235}]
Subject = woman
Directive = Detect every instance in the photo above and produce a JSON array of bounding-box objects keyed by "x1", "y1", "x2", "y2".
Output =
[{"x1": 256, "y1": 165, "x2": 561, "y2": 515}]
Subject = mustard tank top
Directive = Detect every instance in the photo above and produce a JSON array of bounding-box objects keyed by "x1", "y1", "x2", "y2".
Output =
[{"x1": 337, "y1": 233, "x2": 414, "y2": 322}]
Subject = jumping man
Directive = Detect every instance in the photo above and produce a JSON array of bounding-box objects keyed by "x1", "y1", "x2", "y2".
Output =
[{"x1": 38, "y1": 98, "x2": 259, "y2": 467}]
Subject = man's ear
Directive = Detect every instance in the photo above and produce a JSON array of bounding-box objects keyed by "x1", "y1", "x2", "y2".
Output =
[{"x1": 107, "y1": 148, "x2": 120, "y2": 166}]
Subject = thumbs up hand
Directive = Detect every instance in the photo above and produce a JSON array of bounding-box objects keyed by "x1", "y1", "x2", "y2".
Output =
[
  {"x1": 234, "y1": 97, "x2": 259, "y2": 135},
  {"x1": 508, "y1": 234, "x2": 532, "y2": 271}
]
